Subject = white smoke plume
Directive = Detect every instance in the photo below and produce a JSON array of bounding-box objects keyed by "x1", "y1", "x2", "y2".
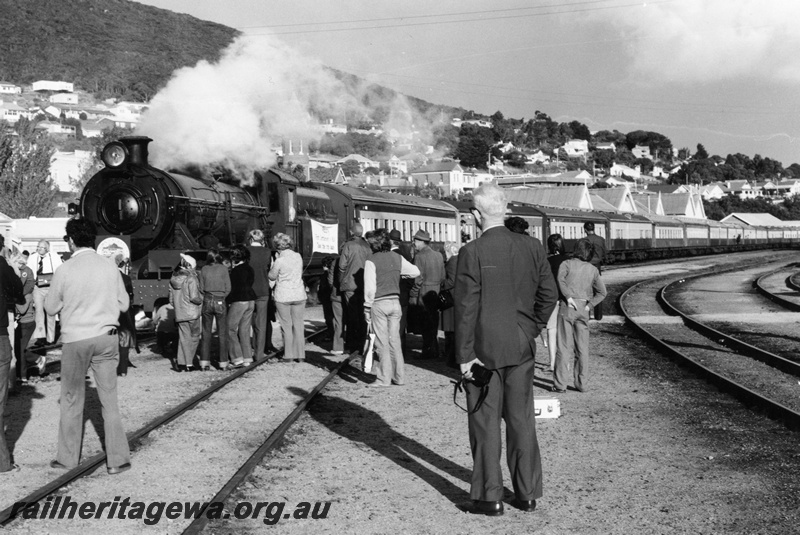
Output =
[
  {"x1": 589, "y1": 0, "x2": 800, "y2": 83},
  {"x1": 136, "y1": 35, "x2": 360, "y2": 178}
]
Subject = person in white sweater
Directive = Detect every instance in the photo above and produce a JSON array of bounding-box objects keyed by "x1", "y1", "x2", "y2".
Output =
[{"x1": 44, "y1": 219, "x2": 131, "y2": 475}]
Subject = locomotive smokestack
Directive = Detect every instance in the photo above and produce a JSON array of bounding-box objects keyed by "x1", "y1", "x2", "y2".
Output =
[{"x1": 121, "y1": 136, "x2": 152, "y2": 167}]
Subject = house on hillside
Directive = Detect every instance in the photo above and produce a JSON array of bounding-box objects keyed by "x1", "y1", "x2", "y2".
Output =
[
  {"x1": 504, "y1": 185, "x2": 593, "y2": 211},
  {"x1": 561, "y1": 139, "x2": 589, "y2": 159},
  {"x1": 0, "y1": 82, "x2": 21, "y2": 94},
  {"x1": 524, "y1": 150, "x2": 551, "y2": 165},
  {"x1": 385, "y1": 155, "x2": 408, "y2": 174},
  {"x1": 50, "y1": 93, "x2": 79, "y2": 105},
  {"x1": 0, "y1": 101, "x2": 32, "y2": 124},
  {"x1": 36, "y1": 121, "x2": 76, "y2": 138},
  {"x1": 410, "y1": 161, "x2": 466, "y2": 195},
  {"x1": 631, "y1": 145, "x2": 652, "y2": 160},
  {"x1": 335, "y1": 154, "x2": 379, "y2": 172},
  {"x1": 610, "y1": 163, "x2": 640, "y2": 179},
  {"x1": 774, "y1": 179, "x2": 800, "y2": 199},
  {"x1": 725, "y1": 180, "x2": 757, "y2": 200},
  {"x1": 595, "y1": 142, "x2": 616, "y2": 152},
  {"x1": 699, "y1": 183, "x2": 726, "y2": 200},
  {"x1": 33, "y1": 81, "x2": 74, "y2": 93}
]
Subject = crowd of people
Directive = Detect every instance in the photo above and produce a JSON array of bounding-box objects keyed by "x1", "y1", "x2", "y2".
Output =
[{"x1": 1, "y1": 185, "x2": 608, "y2": 520}]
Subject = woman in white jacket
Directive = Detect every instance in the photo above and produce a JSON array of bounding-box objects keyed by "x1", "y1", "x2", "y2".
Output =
[{"x1": 268, "y1": 233, "x2": 307, "y2": 362}]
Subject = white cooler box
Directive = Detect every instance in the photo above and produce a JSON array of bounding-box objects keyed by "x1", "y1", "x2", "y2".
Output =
[{"x1": 534, "y1": 397, "x2": 561, "y2": 419}]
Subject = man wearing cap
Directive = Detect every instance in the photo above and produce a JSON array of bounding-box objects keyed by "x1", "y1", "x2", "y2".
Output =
[
  {"x1": 45, "y1": 218, "x2": 131, "y2": 475},
  {"x1": 338, "y1": 223, "x2": 371, "y2": 355},
  {"x1": 389, "y1": 229, "x2": 414, "y2": 353},
  {"x1": 578, "y1": 222, "x2": 606, "y2": 320},
  {"x1": 410, "y1": 229, "x2": 445, "y2": 360}
]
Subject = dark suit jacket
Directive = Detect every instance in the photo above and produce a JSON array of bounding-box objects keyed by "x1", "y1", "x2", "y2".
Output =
[
  {"x1": 583, "y1": 233, "x2": 606, "y2": 270},
  {"x1": 454, "y1": 226, "x2": 557, "y2": 369}
]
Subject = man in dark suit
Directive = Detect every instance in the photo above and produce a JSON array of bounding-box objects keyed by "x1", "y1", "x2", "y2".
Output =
[
  {"x1": 455, "y1": 183, "x2": 557, "y2": 516},
  {"x1": 580, "y1": 222, "x2": 606, "y2": 320}
]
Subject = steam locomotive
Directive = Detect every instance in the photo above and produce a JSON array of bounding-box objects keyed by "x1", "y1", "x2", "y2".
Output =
[{"x1": 78, "y1": 136, "x2": 458, "y2": 311}]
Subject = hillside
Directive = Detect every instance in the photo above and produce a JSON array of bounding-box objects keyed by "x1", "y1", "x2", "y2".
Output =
[{"x1": 0, "y1": 0, "x2": 237, "y2": 101}]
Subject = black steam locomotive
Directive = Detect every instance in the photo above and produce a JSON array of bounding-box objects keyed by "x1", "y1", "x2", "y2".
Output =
[{"x1": 78, "y1": 136, "x2": 458, "y2": 311}]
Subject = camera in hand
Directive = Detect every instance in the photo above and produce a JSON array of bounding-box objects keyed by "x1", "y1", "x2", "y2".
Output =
[{"x1": 469, "y1": 363, "x2": 493, "y2": 388}]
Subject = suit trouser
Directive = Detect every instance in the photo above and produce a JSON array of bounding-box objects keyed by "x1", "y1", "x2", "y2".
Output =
[
  {"x1": 33, "y1": 286, "x2": 57, "y2": 342},
  {"x1": 252, "y1": 296, "x2": 270, "y2": 360},
  {"x1": 275, "y1": 301, "x2": 305, "y2": 361},
  {"x1": 57, "y1": 334, "x2": 130, "y2": 469},
  {"x1": 465, "y1": 350, "x2": 542, "y2": 502},
  {"x1": 554, "y1": 302, "x2": 590, "y2": 391},
  {"x1": 0, "y1": 335, "x2": 12, "y2": 471},
  {"x1": 177, "y1": 318, "x2": 201, "y2": 367},
  {"x1": 419, "y1": 303, "x2": 440, "y2": 359},
  {"x1": 342, "y1": 291, "x2": 366, "y2": 354}
]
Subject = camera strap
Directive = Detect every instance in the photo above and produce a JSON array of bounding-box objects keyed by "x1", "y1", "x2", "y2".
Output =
[{"x1": 451, "y1": 377, "x2": 489, "y2": 415}]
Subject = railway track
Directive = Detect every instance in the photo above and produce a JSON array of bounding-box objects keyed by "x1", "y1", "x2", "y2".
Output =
[
  {"x1": 0, "y1": 325, "x2": 348, "y2": 530},
  {"x1": 621, "y1": 257, "x2": 800, "y2": 431}
]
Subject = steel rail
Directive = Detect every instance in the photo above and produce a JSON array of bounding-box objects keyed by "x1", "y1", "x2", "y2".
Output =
[
  {"x1": 752, "y1": 263, "x2": 800, "y2": 311},
  {"x1": 0, "y1": 327, "x2": 328, "y2": 526},
  {"x1": 620, "y1": 275, "x2": 800, "y2": 432},
  {"x1": 661, "y1": 274, "x2": 800, "y2": 378},
  {"x1": 181, "y1": 351, "x2": 348, "y2": 534}
]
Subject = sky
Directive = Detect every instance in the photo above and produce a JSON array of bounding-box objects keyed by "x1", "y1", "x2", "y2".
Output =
[{"x1": 136, "y1": 0, "x2": 800, "y2": 167}]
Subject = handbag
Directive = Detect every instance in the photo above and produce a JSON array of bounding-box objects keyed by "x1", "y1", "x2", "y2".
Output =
[
  {"x1": 437, "y1": 289, "x2": 454, "y2": 311},
  {"x1": 36, "y1": 273, "x2": 53, "y2": 287}
]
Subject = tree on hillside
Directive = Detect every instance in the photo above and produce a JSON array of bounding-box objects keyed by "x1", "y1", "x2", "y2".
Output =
[
  {"x1": 340, "y1": 160, "x2": 361, "y2": 177},
  {"x1": 695, "y1": 144, "x2": 709, "y2": 160},
  {"x1": 455, "y1": 123, "x2": 496, "y2": 169},
  {"x1": 567, "y1": 120, "x2": 591, "y2": 141},
  {"x1": 0, "y1": 126, "x2": 58, "y2": 218}
]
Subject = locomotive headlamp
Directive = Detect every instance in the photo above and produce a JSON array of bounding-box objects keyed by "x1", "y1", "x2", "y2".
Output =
[{"x1": 102, "y1": 142, "x2": 129, "y2": 168}]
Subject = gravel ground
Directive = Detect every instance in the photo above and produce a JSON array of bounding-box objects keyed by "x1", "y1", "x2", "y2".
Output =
[
  {"x1": 209, "y1": 253, "x2": 800, "y2": 534},
  {"x1": 3, "y1": 251, "x2": 800, "y2": 534}
]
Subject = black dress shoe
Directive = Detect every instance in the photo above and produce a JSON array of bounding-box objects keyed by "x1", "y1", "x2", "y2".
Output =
[
  {"x1": 468, "y1": 500, "x2": 503, "y2": 516},
  {"x1": 515, "y1": 499, "x2": 537, "y2": 512}
]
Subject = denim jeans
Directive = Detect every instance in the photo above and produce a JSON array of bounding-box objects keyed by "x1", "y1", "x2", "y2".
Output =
[
  {"x1": 371, "y1": 298, "x2": 403, "y2": 385},
  {"x1": 201, "y1": 295, "x2": 228, "y2": 365}
]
